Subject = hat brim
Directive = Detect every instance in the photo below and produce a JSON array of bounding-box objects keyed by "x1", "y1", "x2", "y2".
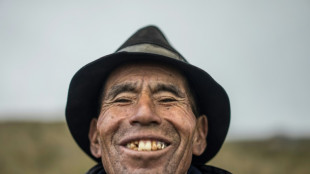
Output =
[{"x1": 65, "y1": 51, "x2": 230, "y2": 165}]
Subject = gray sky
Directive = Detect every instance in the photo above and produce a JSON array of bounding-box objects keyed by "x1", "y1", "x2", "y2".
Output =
[{"x1": 1, "y1": 0, "x2": 309, "y2": 139}]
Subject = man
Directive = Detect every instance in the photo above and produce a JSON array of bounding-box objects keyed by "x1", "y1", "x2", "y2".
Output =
[{"x1": 66, "y1": 26, "x2": 231, "y2": 174}]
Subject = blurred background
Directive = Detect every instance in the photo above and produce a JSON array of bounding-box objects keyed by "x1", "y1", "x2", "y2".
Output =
[{"x1": 1, "y1": 0, "x2": 309, "y2": 173}]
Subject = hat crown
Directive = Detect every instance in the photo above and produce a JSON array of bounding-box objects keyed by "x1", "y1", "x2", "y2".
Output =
[{"x1": 116, "y1": 26, "x2": 183, "y2": 60}]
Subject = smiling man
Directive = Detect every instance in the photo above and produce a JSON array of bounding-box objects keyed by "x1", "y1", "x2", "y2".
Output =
[{"x1": 66, "y1": 26, "x2": 231, "y2": 174}]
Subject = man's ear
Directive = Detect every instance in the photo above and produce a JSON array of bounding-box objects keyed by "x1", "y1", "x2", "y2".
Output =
[
  {"x1": 192, "y1": 115, "x2": 208, "y2": 156},
  {"x1": 89, "y1": 118, "x2": 101, "y2": 158}
]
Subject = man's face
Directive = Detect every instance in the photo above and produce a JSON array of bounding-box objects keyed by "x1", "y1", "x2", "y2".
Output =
[{"x1": 89, "y1": 63, "x2": 207, "y2": 174}]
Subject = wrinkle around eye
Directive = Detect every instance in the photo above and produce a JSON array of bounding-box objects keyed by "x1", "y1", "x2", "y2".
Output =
[
  {"x1": 156, "y1": 96, "x2": 187, "y2": 105},
  {"x1": 111, "y1": 95, "x2": 136, "y2": 105}
]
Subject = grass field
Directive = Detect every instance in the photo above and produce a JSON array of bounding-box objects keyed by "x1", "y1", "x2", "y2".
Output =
[{"x1": 0, "y1": 122, "x2": 309, "y2": 174}]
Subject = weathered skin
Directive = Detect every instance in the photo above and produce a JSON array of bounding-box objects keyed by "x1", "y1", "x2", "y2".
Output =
[{"x1": 89, "y1": 62, "x2": 208, "y2": 174}]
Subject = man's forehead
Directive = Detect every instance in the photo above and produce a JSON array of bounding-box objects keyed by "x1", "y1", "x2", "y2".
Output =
[
  {"x1": 101, "y1": 62, "x2": 190, "y2": 96},
  {"x1": 105, "y1": 62, "x2": 186, "y2": 84}
]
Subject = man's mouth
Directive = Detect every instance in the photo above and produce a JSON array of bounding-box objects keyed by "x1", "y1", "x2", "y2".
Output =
[{"x1": 126, "y1": 140, "x2": 168, "y2": 151}]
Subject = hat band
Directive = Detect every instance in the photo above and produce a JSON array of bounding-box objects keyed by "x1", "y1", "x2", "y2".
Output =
[{"x1": 117, "y1": 43, "x2": 184, "y2": 61}]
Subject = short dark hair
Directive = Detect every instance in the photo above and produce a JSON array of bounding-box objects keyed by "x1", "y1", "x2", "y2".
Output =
[{"x1": 186, "y1": 81, "x2": 201, "y2": 118}]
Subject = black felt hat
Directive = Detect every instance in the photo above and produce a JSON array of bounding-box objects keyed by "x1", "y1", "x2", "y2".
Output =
[{"x1": 65, "y1": 25, "x2": 230, "y2": 165}]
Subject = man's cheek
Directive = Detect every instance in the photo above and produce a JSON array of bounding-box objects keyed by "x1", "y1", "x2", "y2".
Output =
[
  {"x1": 165, "y1": 112, "x2": 196, "y2": 132},
  {"x1": 97, "y1": 110, "x2": 127, "y2": 133}
]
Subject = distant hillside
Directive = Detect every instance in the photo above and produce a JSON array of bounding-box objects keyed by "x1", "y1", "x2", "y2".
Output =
[{"x1": 0, "y1": 122, "x2": 309, "y2": 174}]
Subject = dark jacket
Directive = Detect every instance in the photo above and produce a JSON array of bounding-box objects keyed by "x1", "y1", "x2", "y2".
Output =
[{"x1": 86, "y1": 164, "x2": 231, "y2": 174}]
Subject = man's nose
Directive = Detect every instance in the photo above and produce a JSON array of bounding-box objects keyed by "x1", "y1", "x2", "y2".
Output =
[{"x1": 129, "y1": 94, "x2": 162, "y2": 126}]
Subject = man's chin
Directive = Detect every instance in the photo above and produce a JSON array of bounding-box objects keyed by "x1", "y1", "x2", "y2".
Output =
[{"x1": 104, "y1": 145, "x2": 179, "y2": 174}]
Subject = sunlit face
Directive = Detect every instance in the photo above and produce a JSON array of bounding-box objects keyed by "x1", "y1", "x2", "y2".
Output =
[{"x1": 89, "y1": 62, "x2": 208, "y2": 174}]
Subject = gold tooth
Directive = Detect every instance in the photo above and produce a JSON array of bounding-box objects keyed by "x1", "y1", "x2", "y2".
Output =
[
  {"x1": 151, "y1": 140, "x2": 157, "y2": 150},
  {"x1": 130, "y1": 142, "x2": 136, "y2": 149}
]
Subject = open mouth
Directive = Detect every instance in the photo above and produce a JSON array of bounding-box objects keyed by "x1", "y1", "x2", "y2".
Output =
[{"x1": 126, "y1": 140, "x2": 169, "y2": 151}]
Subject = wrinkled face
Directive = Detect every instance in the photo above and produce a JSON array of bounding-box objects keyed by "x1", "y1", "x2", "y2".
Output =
[{"x1": 89, "y1": 63, "x2": 208, "y2": 174}]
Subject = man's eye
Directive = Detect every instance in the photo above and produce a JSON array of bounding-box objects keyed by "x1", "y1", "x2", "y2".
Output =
[
  {"x1": 159, "y1": 98, "x2": 177, "y2": 103},
  {"x1": 114, "y1": 98, "x2": 131, "y2": 103}
]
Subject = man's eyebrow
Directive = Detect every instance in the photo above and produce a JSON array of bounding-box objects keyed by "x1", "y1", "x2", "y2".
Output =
[
  {"x1": 151, "y1": 83, "x2": 185, "y2": 98},
  {"x1": 105, "y1": 82, "x2": 138, "y2": 100}
]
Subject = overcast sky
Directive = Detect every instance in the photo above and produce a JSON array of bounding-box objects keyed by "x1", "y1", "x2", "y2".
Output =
[{"x1": 1, "y1": 0, "x2": 309, "y2": 139}]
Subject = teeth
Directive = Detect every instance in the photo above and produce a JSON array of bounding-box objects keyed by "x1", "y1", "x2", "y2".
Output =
[
  {"x1": 156, "y1": 141, "x2": 161, "y2": 149},
  {"x1": 126, "y1": 140, "x2": 168, "y2": 151},
  {"x1": 138, "y1": 141, "x2": 145, "y2": 151},
  {"x1": 152, "y1": 140, "x2": 157, "y2": 151},
  {"x1": 145, "y1": 141, "x2": 151, "y2": 151}
]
